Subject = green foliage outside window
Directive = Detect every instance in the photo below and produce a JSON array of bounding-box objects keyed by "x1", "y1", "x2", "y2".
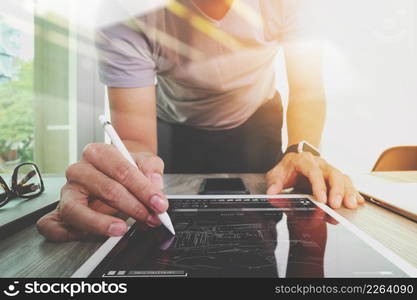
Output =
[{"x1": 0, "y1": 59, "x2": 34, "y2": 164}]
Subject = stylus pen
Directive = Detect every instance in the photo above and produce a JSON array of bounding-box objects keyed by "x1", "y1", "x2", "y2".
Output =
[{"x1": 99, "y1": 115, "x2": 175, "y2": 235}]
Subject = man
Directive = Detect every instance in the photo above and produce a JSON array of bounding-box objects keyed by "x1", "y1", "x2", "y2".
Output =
[{"x1": 37, "y1": 0, "x2": 364, "y2": 241}]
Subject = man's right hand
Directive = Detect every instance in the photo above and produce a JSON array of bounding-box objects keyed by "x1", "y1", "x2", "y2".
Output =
[{"x1": 36, "y1": 143, "x2": 166, "y2": 242}]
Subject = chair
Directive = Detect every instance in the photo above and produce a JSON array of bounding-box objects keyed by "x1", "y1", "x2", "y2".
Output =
[{"x1": 372, "y1": 146, "x2": 417, "y2": 171}]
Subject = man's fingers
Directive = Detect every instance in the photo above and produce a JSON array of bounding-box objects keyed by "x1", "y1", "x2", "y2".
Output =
[
  {"x1": 265, "y1": 165, "x2": 286, "y2": 194},
  {"x1": 268, "y1": 152, "x2": 363, "y2": 210},
  {"x1": 135, "y1": 152, "x2": 165, "y2": 189},
  {"x1": 59, "y1": 184, "x2": 128, "y2": 237},
  {"x1": 357, "y1": 193, "x2": 365, "y2": 204},
  {"x1": 66, "y1": 164, "x2": 154, "y2": 224},
  {"x1": 343, "y1": 176, "x2": 358, "y2": 209},
  {"x1": 266, "y1": 183, "x2": 281, "y2": 195},
  {"x1": 89, "y1": 198, "x2": 119, "y2": 215},
  {"x1": 36, "y1": 209, "x2": 85, "y2": 242},
  {"x1": 326, "y1": 168, "x2": 345, "y2": 209},
  {"x1": 81, "y1": 144, "x2": 168, "y2": 213},
  {"x1": 294, "y1": 154, "x2": 327, "y2": 203}
]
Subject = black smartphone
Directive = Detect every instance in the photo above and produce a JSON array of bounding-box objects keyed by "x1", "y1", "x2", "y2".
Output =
[{"x1": 199, "y1": 178, "x2": 250, "y2": 195}]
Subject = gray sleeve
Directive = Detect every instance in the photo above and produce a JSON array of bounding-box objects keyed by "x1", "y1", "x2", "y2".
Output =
[{"x1": 95, "y1": 23, "x2": 156, "y2": 88}]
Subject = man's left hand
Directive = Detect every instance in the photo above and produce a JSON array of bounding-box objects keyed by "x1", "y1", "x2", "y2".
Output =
[{"x1": 266, "y1": 152, "x2": 365, "y2": 209}]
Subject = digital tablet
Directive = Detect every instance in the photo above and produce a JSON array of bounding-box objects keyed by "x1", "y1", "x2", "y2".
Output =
[{"x1": 72, "y1": 195, "x2": 416, "y2": 278}]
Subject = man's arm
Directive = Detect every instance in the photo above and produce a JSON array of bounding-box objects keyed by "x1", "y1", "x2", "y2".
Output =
[
  {"x1": 109, "y1": 85, "x2": 165, "y2": 187},
  {"x1": 266, "y1": 41, "x2": 364, "y2": 210},
  {"x1": 284, "y1": 40, "x2": 326, "y2": 148},
  {"x1": 109, "y1": 86, "x2": 158, "y2": 154}
]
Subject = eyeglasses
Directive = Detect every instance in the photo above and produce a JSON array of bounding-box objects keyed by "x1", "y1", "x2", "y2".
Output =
[{"x1": 0, "y1": 163, "x2": 45, "y2": 208}]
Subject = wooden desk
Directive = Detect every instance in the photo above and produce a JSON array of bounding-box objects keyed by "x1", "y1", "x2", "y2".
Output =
[
  {"x1": 0, "y1": 176, "x2": 65, "y2": 225},
  {"x1": 0, "y1": 173, "x2": 415, "y2": 277}
]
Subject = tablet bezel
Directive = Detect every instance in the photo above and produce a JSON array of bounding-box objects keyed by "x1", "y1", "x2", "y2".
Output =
[{"x1": 72, "y1": 194, "x2": 417, "y2": 278}]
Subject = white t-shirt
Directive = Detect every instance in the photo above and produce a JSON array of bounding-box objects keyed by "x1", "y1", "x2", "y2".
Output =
[{"x1": 96, "y1": 0, "x2": 306, "y2": 130}]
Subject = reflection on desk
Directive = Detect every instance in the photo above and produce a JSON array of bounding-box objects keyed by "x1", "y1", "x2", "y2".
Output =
[
  {"x1": 90, "y1": 197, "x2": 411, "y2": 278},
  {"x1": 0, "y1": 176, "x2": 65, "y2": 226}
]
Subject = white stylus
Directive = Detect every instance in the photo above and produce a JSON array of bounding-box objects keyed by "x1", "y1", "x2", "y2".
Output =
[{"x1": 99, "y1": 115, "x2": 175, "y2": 235}]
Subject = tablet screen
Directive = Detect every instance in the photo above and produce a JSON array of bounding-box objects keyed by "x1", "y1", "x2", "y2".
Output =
[{"x1": 89, "y1": 197, "x2": 410, "y2": 278}]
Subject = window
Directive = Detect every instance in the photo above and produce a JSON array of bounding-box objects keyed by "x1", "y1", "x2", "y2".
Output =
[
  {"x1": 0, "y1": 0, "x2": 104, "y2": 175},
  {"x1": 0, "y1": 1, "x2": 35, "y2": 173}
]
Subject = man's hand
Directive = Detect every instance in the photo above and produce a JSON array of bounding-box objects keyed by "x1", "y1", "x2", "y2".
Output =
[
  {"x1": 37, "y1": 143, "x2": 166, "y2": 242},
  {"x1": 266, "y1": 152, "x2": 365, "y2": 209}
]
